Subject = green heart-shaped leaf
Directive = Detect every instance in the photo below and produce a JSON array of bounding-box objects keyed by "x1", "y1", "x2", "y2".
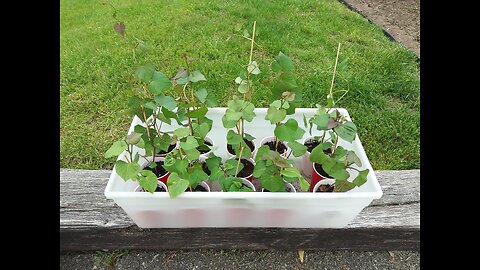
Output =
[
  {"x1": 194, "y1": 88, "x2": 208, "y2": 103},
  {"x1": 115, "y1": 160, "x2": 141, "y2": 180},
  {"x1": 352, "y1": 169, "x2": 369, "y2": 187},
  {"x1": 287, "y1": 141, "x2": 307, "y2": 157},
  {"x1": 138, "y1": 170, "x2": 158, "y2": 193},
  {"x1": 185, "y1": 107, "x2": 208, "y2": 118},
  {"x1": 134, "y1": 64, "x2": 155, "y2": 83},
  {"x1": 333, "y1": 179, "x2": 356, "y2": 192},
  {"x1": 155, "y1": 95, "x2": 177, "y2": 111},
  {"x1": 167, "y1": 172, "x2": 190, "y2": 198},
  {"x1": 105, "y1": 140, "x2": 128, "y2": 158},
  {"x1": 265, "y1": 106, "x2": 286, "y2": 124},
  {"x1": 274, "y1": 118, "x2": 305, "y2": 142},
  {"x1": 179, "y1": 136, "x2": 199, "y2": 151},
  {"x1": 148, "y1": 71, "x2": 172, "y2": 94},
  {"x1": 334, "y1": 121, "x2": 357, "y2": 143},
  {"x1": 188, "y1": 70, "x2": 207, "y2": 83}
]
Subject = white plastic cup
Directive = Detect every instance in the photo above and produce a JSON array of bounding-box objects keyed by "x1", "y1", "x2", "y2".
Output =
[
  {"x1": 302, "y1": 136, "x2": 316, "y2": 178},
  {"x1": 312, "y1": 178, "x2": 336, "y2": 193},
  {"x1": 240, "y1": 178, "x2": 256, "y2": 191}
]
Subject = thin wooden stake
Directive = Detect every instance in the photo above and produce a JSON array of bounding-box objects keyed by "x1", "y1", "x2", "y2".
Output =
[
  {"x1": 329, "y1": 43, "x2": 341, "y2": 99},
  {"x1": 234, "y1": 147, "x2": 245, "y2": 177}
]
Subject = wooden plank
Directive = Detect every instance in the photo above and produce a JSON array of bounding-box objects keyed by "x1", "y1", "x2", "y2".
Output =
[
  {"x1": 60, "y1": 227, "x2": 419, "y2": 251},
  {"x1": 60, "y1": 169, "x2": 419, "y2": 251}
]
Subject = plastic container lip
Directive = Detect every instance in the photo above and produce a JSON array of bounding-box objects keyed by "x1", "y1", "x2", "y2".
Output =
[{"x1": 105, "y1": 107, "x2": 383, "y2": 200}]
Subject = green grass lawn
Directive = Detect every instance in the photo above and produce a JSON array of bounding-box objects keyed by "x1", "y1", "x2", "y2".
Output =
[{"x1": 60, "y1": 0, "x2": 419, "y2": 170}]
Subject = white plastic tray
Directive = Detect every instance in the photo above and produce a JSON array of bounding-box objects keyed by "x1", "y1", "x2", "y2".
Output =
[{"x1": 104, "y1": 108, "x2": 383, "y2": 228}]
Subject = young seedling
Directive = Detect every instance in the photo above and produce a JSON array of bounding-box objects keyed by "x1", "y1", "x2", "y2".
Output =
[
  {"x1": 263, "y1": 52, "x2": 307, "y2": 159},
  {"x1": 253, "y1": 145, "x2": 310, "y2": 192},
  {"x1": 162, "y1": 59, "x2": 217, "y2": 198},
  {"x1": 204, "y1": 153, "x2": 255, "y2": 192},
  {"x1": 104, "y1": 38, "x2": 178, "y2": 192},
  {"x1": 222, "y1": 21, "x2": 259, "y2": 159},
  {"x1": 306, "y1": 43, "x2": 369, "y2": 192},
  {"x1": 105, "y1": 131, "x2": 160, "y2": 193}
]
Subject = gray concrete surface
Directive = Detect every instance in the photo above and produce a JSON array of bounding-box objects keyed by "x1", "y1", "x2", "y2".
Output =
[{"x1": 61, "y1": 249, "x2": 419, "y2": 270}]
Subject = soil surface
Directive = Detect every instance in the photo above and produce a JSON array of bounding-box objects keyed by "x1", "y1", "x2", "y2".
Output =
[
  {"x1": 264, "y1": 140, "x2": 288, "y2": 155},
  {"x1": 340, "y1": 0, "x2": 420, "y2": 57},
  {"x1": 304, "y1": 139, "x2": 333, "y2": 154},
  {"x1": 185, "y1": 184, "x2": 208, "y2": 192},
  {"x1": 236, "y1": 159, "x2": 254, "y2": 178},
  {"x1": 314, "y1": 184, "x2": 335, "y2": 192},
  {"x1": 144, "y1": 161, "x2": 167, "y2": 177}
]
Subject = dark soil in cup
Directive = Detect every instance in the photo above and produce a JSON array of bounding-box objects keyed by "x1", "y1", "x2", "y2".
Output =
[
  {"x1": 264, "y1": 140, "x2": 287, "y2": 155},
  {"x1": 286, "y1": 185, "x2": 295, "y2": 192},
  {"x1": 144, "y1": 161, "x2": 168, "y2": 178},
  {"x1": 314, "y1": 163, "x2": 333, "y2": 179},
  {"x1": 185, "y1": 184, "x2": 208, "y2": 192},
  {"x1": 227, "y1": 139, "x2": 255, "y2": 155},
  {"x1": 304, "y1": 139, "x2": 320, "y2": 153},
  {"x1": 304, "y1": 139, "x2": 333, "y2": 154},
  {"x1": 197, "y1": 140, "x2": 213, "y2": 154},
  {"x1": 157, "y1": 143, "x2": 176, "y2": 156},
  {"x1": 235, "y1": 159, "x2": 254, "y2": 178},
  {"x1": 314, "y1": 184, "x2": 334, "y2": 192}
]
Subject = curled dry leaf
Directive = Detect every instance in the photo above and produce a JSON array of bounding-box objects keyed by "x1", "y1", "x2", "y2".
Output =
[{"x1": 113, "y1": 22, "x2": 126, "y2": 37}]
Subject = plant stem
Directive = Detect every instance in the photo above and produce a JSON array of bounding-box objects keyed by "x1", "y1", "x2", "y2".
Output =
[
  {"x1": 241, "y1": 118, "x2": 245, "y2": 137},
  {"x1": 187, "y1": 115, "x2": 194, "y2": 136},
  {"x1": 332, "y1": 132, "x2": 339, "y2": 151},
  {"x1": 321, "y1": 130, "x2": 327, "y2": 144},
  {"x1": 129, "y1": 144, "x2": 133, "y2": 163},
  {"x1": 140, "y1": 105, "x2": 155, "y2": 157},
  {"x1": 329, "y1": 43, "x2": 341, "y2": 102},
  {"x1": 236, "y1": 122, "x2": 241, "y2": 135},
  {"x1": 138, "y1": 153, "x2": 152, "y2": 163},
  {"x1": 234, "y1": 147, "x2": 245, "y2": 177},
  {"x1": 178, "y1": 147, "x2": 185, "y2": 160}
]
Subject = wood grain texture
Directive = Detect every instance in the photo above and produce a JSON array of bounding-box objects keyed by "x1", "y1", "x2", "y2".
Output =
[{"x1": 60, "y1": 169, "x2": 419, "y2": 251}]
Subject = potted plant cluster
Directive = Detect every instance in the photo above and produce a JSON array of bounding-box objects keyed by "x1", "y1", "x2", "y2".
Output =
[
  {"x1": 105, "y1": 22, "x2": 369, "y2": 199},
  {"x1": 302, "y1": 44, "x2": 369, "y2": 192}
]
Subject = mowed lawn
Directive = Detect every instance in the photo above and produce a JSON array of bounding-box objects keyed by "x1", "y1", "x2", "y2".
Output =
[{"x1": 60, "y1": 0, "x2": 419, "y2": 170}]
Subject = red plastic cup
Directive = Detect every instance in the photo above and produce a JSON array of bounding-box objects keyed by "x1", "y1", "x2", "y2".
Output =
[{"x1": 310, "y1": 163, "x2": 333, "y2": 192}]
